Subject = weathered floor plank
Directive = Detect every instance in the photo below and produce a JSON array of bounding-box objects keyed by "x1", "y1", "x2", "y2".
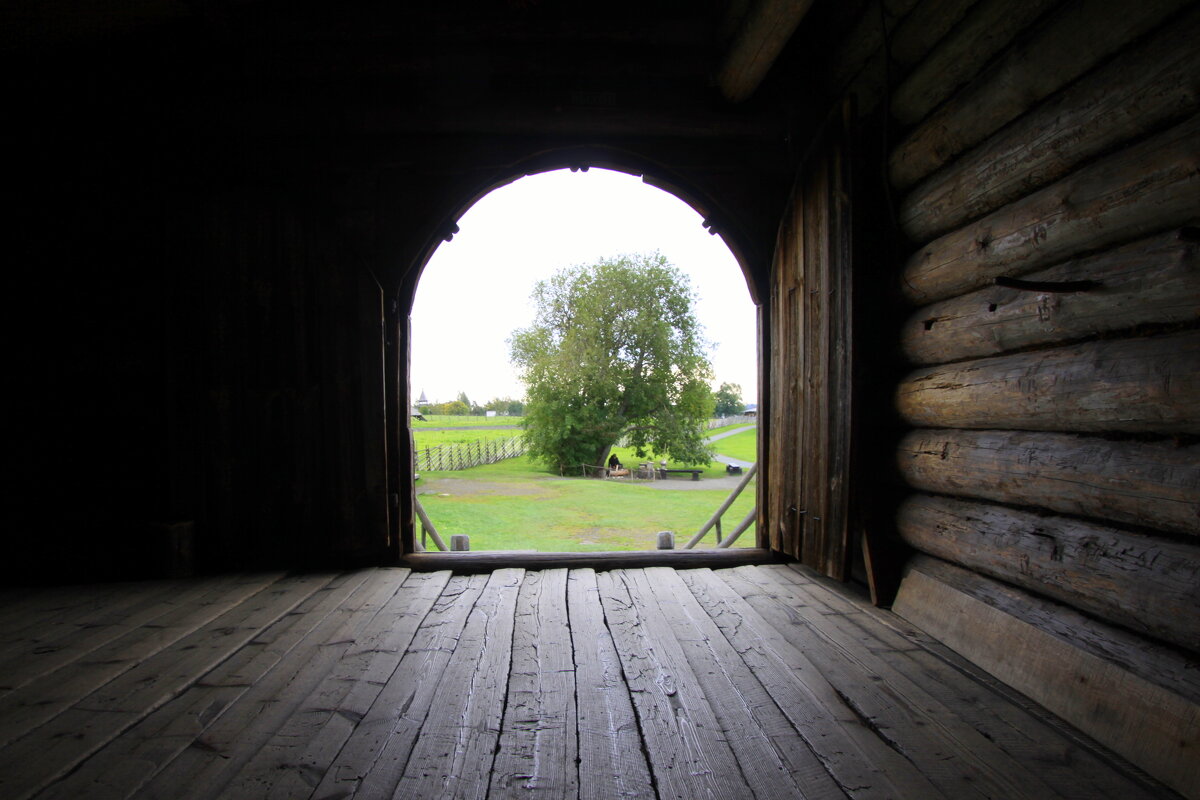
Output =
[
  {"x1": 489, "y1": 568, "x2": 578, "y2": 798},
  {"x1": 393, "y1": 567, "x2": 523, "y2": 800},
  {"x1": 134, "y1": 569, "x2": 398, "y2": 800},
  {"x1": 0, "y1": 566, "x2": 1177, "y2": 800},
  {"x1": 597, "y1": 568, "x2": 752, "y2": 800},
  {"x1": 0, "y1": 573, "x2": 282, "y2": 754},
  {"x1": 566, "y1": 568, "x2": 654, "y2": 800},
  {"x1": 34, "y1": 572, "x2": 355, "y2": 800},
  {"x1": 736, "y1": 564, "x2": 1065, "y2": 800},
  {"x1": 311, "y1": 572, "x2": 491, "y2": 799}
]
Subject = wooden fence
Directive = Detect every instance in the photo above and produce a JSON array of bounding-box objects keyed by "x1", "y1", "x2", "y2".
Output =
[
  {"x1": 414, "y1": 436, "x2": 527, "y2": 472},
  {"x1": 708, "y1": 415, "x2": 756, "y2": 429}
]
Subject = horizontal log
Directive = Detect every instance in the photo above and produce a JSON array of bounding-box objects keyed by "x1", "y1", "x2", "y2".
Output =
[
  {"x1": 717, "y1": 0, "x2": 816, "y2": 103},
  {"x1": 891, "y1": 0, "x2": 1059, "y2": 128},
  {"x1": 897, "y1": 429, "x2": 1200, "y2": 536},
  {"x1": 896, "y1": 493, "x2": 1200, "y2": 650},
  {"x1": 899, "y1": 9, "x2": 1200, "y2": 242},
  {"x1": 403, "y1": 548, "x2": 777, "y2": 573},
  {"x1": 896, "y1": 331, "x2": 1200, "y2": 433},
  {"x1": 889, "y1": 0, "x2": 1190, "y2": 189},
  {"x1": 827, "y1": 0, "x2": 921, "y2": 95},
  {"x1": 900, "y1": 113, "x2": 1200, "y2": 304},
  {"x1": 893, "y1": 555, "x2": 1200, "y2": 798},
  {"x1": 840, "y1": 0, "x2": 976, "y2": 118},
  {"x1": 901, "y1": 230, "x2": 1200, "y2": 364}
]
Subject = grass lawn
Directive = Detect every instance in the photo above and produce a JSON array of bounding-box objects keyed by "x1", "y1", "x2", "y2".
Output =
[
  {"x1": 415, "y1": 455, "x2": 757, "y2": 552},
  {"x1": 411, "y1": 415, "x2": 524, "y2": 428},
  {"x1": 706, "y1": 421, "x2": 757, "y2": 437},
  {"x1": 412, "y1": 427, "x2": 522, "y2": 448},
  {"x1": 710, "y1": 428, "x2": 757, "y2": 463}
]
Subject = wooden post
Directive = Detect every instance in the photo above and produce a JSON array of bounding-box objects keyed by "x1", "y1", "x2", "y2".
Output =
[
  {"x1": 656, "y1": 531, "x2": 675, "y2": 550},
  {"x1": 685, "y1": 463, "x2": 758, "y2": 548},
  {"x1": 717, "y1": 508, "x2": 759, "y2": 548},
  {"x1": 414, "y1": 498, "x2": 449, "y2": 552},
  {"x1": 451, "y1": 534, "x2": 470, "y2": 551}
]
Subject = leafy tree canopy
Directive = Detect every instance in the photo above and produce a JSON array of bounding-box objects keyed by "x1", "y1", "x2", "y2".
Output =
[
  {"x1": 510, "y1": 253, "x2": 714, "y2": 472},
  {"x1": 714, "y1": 382, "x2": 744, "y2": 417}
]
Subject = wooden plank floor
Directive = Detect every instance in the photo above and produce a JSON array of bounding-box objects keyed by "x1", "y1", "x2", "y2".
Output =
[{"x1": 0, "y1": 565, "x2": 1178, "y2": 799}]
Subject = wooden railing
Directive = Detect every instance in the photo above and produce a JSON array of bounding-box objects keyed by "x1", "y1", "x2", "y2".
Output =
[{"x1": 683, "y1": 462, "x2": 758, "y2": 549}]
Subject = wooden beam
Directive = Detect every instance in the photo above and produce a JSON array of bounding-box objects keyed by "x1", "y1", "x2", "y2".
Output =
[
  {"x1": 899, "y1": 9, "x2": 1200, "y2": 243},
  {"x1": 892, "y1": 555, "x2": 1200, "y2": 799},
  {"x1": 897, "y1": 429, "x2": 1200, "y2": 536},
  {"x1": 900, "y1": 230, "x2": 1200, "y2": 365},
  {"x1": 900, "y1": 113, "x2": 1200, "y2": 305},
  {"x1": 717, "y1": 0, "x2": 816, "y2": 103},
  {"x1": 896, "y1": 494, "x2": 1200, "y2": 651},
  {"x1": 889, "y1": 0, "x2": 1190, "y2": 189},
  {"x1": 896, "y1": 331, "x2": 1200, "y2": 434},
  {"x1": 402, "y1": 548, "x2": 779, "y2": 573}
]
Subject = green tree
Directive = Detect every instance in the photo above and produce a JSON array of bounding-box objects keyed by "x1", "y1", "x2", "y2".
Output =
[
  {"x1": 714, "y1": 382, "x2": 744, "y2": 417},
  {"x1": 510, "y1": 253, "x2": 714, "y2": 472}
]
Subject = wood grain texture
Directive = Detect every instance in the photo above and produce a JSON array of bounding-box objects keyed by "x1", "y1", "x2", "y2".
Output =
[
  {"x1": 724, "y1": 564, "x2": 1055, "y2": 800},
  {"x1": 641, "y1": 567, "x2": 826, "y2": 799},
  {"x1": 403, "y1": 548, "x2": 775, "y2": 572},
  {"x1": 0, "y1": 572, "x2": 311, "y2": 800},
  {"x1": 566, "y1": 569, "x2": 654, "y2": 800},
  {"x1": 33, "y1": 573, "x2": 357, "y2": 800},
  {"x1": 767, "y1": 105, "x2": 854, "y2": 578},
  {"x1": 897, "y1": 428, "x2": 1200, "y2": 535},
  {"x1": 895, "y1": 330, "x2": 1200, "y2": 434},
  {"x1": 717, "y1": 0, "x2": 816, "y2": 103},
  {"x1": 393, "y1": 568, "x2": 523, "y2": 800},
  {"x1": 896, "y1": 493, "x2": 1200, "y2": 650},
  {"x1": 900, "y1": 113, "x2": 1200, "y2": 304},
  {"x1": 489, "y1": 569, "x2": 578, "y2": 797},
  {"x1": 899, "y1": 9, "x2": 1200, "y2": 242},
  {"x1": 891, "y1": 0, "x2": 1058, "y2": 127},
  {"x1": 596, "y1": 569, "x2": 750, "y2": 800},
  {"x1": 889, "y1": 0, "x2": 1190, "y2": 189},
  {"x1": 893, "y1": 556, "x2": 1200, "y2": 799},
  {"x1": 138, "y1": 570, "x2": 404, "y2": 800},
  {"x1": 839, "y1": 0, "x2": 978, "y2": 118},
  {"x1": 227, "y1": 569, "x2": 449, "y2": 800},
  {"x1": 311, "y1": 572, "x2": 490, "y2": 799},
  {"x1": 900, "y1": 230, "x2": 1200, "y2": 365}
]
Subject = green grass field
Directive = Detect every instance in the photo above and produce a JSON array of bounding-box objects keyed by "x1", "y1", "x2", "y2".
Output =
[
  {"x1": 411, "y1": 415, "x2": 524, "y2": 428},
  {"x1": 412, "y1": 427, "x2": 522, "y2": 448},
  {"x1": 415, "y1": 455, "x2": 756, "y2": 552},
  {"x1": 710, "y1": 428, "x2": 757, "y2": 463}
]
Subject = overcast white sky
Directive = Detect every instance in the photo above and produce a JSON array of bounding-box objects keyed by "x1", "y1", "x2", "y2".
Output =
[{"x1": 410, "y1": 168, "x2": 758, "y2": 407}]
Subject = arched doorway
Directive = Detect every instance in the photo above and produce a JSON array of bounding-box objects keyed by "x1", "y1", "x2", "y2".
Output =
[{"x1": 407, "y1": 167, "x2": 761, "y2": 554}]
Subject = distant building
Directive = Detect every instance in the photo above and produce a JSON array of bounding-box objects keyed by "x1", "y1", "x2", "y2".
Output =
[
  {"x1": 411, "y1": 407, "x2": 426, "y2": 421},
  {"x1": 744, "y1": 403, "x2": 757, "y2": 417}
]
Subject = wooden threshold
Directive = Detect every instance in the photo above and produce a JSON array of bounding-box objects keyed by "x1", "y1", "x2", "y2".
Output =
[{"x1": 402, "y1": 547, "x2": 779, "y2": 573}]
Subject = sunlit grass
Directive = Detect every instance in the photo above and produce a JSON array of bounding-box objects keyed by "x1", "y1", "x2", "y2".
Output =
[
  {"x1": 415, "y1": 455, "x2": 756, "y2": 551},
  {"x1": 710, "y1": 429, "x2": 757, "y2": 463},
  {"x1": 411, "y1": 415, "x2": 524, "y2": 428}
]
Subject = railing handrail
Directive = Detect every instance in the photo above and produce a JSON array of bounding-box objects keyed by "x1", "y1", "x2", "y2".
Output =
[{"x1": 683, "y1": 462, "x2": 758, "y2": 549}]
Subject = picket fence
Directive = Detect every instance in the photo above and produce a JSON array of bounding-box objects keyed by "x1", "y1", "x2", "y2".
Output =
[{"x1": 414, "y1": 435, "x2": 527, "y2": 472}]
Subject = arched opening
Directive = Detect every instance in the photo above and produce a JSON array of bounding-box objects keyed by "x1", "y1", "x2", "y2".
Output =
[{"x1": 407, "y1": 167, "x2": 761, "y2": 554}]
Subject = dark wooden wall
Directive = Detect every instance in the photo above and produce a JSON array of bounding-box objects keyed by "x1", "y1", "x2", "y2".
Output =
[
  {"x1": 818, "y1": 0, "x2": 1199, "y2": 793},
  {"x1": 3, "y1": 13, "x2": 799, "y2": 583}
]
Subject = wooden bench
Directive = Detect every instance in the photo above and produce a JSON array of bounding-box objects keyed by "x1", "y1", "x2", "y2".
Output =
[{"x1": 659, "y1": 468, "x2": 703, "y2": 481}]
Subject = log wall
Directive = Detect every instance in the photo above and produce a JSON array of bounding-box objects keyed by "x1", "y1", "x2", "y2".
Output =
[{"x1": 831, "y1": 0, "x2": 1200, "y2": 794}]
